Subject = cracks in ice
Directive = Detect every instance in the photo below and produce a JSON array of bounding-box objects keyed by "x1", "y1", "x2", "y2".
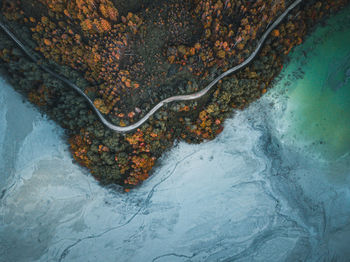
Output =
[
  {"x1": 250, "y1": 115, "x2": 335, "y2": 253},
  {"x1": 58, "y1": 151, "x2": 197, "y2": 262},
  {"x1": 152, "y1": 252, "x2": 196, "y2": 262},
  {"x1": 221, "y1": 227, "x2": 299, "y2": 262}
]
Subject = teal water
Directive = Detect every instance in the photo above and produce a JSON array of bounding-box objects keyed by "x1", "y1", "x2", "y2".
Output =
[{"x1": 275, "y1": 7, "x2": 350, "y2": 161}]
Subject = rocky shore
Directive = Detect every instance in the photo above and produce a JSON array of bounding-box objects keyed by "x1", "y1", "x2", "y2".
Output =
[{"x1": 0, "y1": 0, "x2": 349, "y2": 190}]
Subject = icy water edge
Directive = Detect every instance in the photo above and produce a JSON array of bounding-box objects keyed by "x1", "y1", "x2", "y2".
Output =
[{"x1": 1, "y1": 7, "x2": 350, "y2": 262}]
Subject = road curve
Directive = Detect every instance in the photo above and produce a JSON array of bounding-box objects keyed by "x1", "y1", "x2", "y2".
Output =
[{"x1": 0, "y1": 0, "x2": 302, "y2": 133}]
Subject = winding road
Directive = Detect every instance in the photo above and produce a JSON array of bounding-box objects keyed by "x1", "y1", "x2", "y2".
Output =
[{"x1": 0, "y1": 0, "x2": 302, "y2": 133}]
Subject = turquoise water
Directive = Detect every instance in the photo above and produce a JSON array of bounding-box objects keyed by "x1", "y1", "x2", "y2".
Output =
[{"x1": 275, "y1": 7, "x2": 350, "y2": 161}]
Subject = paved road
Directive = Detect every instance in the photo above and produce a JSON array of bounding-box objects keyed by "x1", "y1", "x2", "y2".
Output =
[{"x1": 0, "y1": 0, "x2": 302, "y2": 133}]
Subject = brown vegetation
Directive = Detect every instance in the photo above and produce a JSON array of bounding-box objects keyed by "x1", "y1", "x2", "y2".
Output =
[{"x1": 1, "y1": 0, "x2": 349, "y2": 190}]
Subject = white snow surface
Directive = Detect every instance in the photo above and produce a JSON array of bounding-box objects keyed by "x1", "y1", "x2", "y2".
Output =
[{"x1": 0, "y1": 74, "x2": 349, "y2": 262}]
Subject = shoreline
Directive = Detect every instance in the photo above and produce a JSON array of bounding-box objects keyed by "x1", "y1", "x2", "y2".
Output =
[{"x1": 0, "y1": 0, "x2": 349, "y2": 189}]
